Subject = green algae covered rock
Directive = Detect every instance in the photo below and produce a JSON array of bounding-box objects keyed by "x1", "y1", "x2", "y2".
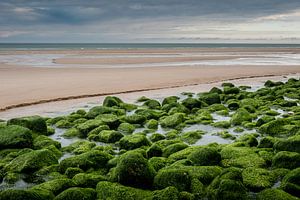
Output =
[
  {"x1": 150, "y1": 186, "x2": 180, "y2": 200},
  {"x1": 274, "y1": 135, "x2": 300, "y2": 153},
  {"x1": 103, "y1": 96, "x2": 123, "y2": 107},
  {"x1": 160, "y1": 113, "x2": 185, "y2": 128},
  {"x1": 77, "y1": 119, "x2": 104, "y2": 136},
  {"x1": 7, "y1": 116, "x2": 47, "y2": 135},
  {"x1": 153, "y1": 168, "x2": 191, "y2": 191},
  {"x1": 97, "y1": 130, "x2": 123, "y2": 143},
  {"x1": 199, "y1": 92, "x2": 221, "y2": 105},
  {"x1": 124, "y1": 114, "x2": 147, "y2": 124},
  {"x1": 272, "y1": 151, "x2": 300, "y2": 169},
  {"x1": 162, "y1": 96, "x2": 179, "y2": 105},
  {"x1": 64, "y1": 167, "x2": 84, "y2": 179},
  {"x1": 242, "y1": 167, "x2": 275, "y2": 191},
  {"x1": 96, "y1": 181, "x2": 152, "y2": 200},
  {"x1": 230, "y1": 108, "x2": 253, "y2": 126},
  {"x1": 59, "y1": 150, "x2": 112, "y2": 172},
  {"x1": 0, "y1": 125, "x2": 33, "y2": 150},
  {"x1": 162, "y1": 143, "x2": 188, "y2": 157},
  {"x1": 54, "y1": 187, "x2": 96, "y2": 200},
  {"x1": 221, "y1": 146, "x2": 266, "y2": 168},
  {"x1": 119, "y1": 134, "x2": 151, "y2": 150},
  {"x1": 72, "y1": 173, "x2": 106, "y2": 188},
  {"x1": 281, "y1": 168, "x2": 300, "y2": 198},
  {"x1": 110, "y1": 151, "x2": 156, "y2": 188},
  {"x1": 32, "y1": 178, "x2": 75, "y2": 195},
  {"x1": 208, "y1": 179, "x2": 249, "y2": 200},
  {"x1": 33, "y1": 135, "x2": 61, "y2": 149},
  {"x1": 145, "y1": 119, "x2": 159, "y2": 129},
  {"x1": 117, "y1": 122, "x2": 135, "y2": 134},
  {"x1": 146, "y1": 143, "x2": 163, "y2": 158},
  {"x1": 188, "y1": 147, "x2": 221, "y2": 166},
  {"x1": 5, "y1": 149, "x2": 58, "y2": 173},
  {"x1": 257, "y1": 188, "x2": 299, "y2": 200},
  {"x1": 95, "y1": 113, "x2": 120, "y2": 128},
  {"x1": 180, "y1": 130, "x2": 204, "y2": 144},
  {"x1": 181, "y1": 97, "x2": 201, "y2": 110},
  {"x1": 143, "y1": 99, "x2": 161, "y2": 109},
  {"x1": 0, "y1": 188, "x2": 54, "y2": 200},
  {"x1": 223, "y1": 87, "x2": 240, "y2": 94},
  {"x1": 258, "y1": 118, "x2": 289, "y2": 136},
  {"x1": 86, "y1": 106, "x2": 125, "y2": 119}
]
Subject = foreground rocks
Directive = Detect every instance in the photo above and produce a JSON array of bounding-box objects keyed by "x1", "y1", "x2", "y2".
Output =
[{"x1": 0, "y1": 78, "x2": 300, "y2": 199}]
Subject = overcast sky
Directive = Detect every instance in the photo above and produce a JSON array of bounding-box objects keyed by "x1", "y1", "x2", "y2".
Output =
[{"x1": 1, "y1": 0, "x2": 300, "y2": 43}]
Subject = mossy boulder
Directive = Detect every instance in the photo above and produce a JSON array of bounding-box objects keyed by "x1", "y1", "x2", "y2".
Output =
[
  {"x1": 32, "y1": 178, "x2": 75, "y2": 195},
  {"x1": 181, "y1": 166, "x2": 222, "y2": 185},
  {"x1": 95, "y1": 114, "x2": 120, "y2": 128},
  {"x1": 117, "y1": 122, "x2": 135, "y2": 134},
  {"x1": 119, "y1": 134, "x2": 151, "y2": 150},
  {"x1": 110, "y1": 152, "x2": 156, "y2": 188},
  {"x1": 72, "y1": 173, "x2": 106, "y2": 188},
  {"x1": 0, "y1": 188, "x2": 54, "y2": 200},
  {"x1": 147, "y1": 144, "x2": 163, "y2": 158},
  {"x1": 63, "y1": 128, "x2": 82, "y2": 138},
  {"x1": 103, "y1": 96, "x2": 123, "y2": 107},
  {"x1": 5, "y1": 149, "x2": 58, "y2": 173},
  {"x1": 274, "y1": 135, "x2": 300, "y2": 153},
  {"x1": 242, "y1": 167, "x2": 275, "y2": 191},
  {"x1": 208, "y1": 179, "x2": 249, "y2": 200},
  {"x1": 153, "y1": 168, "x2": 191, "y2": 191},
  {"x1": 182, "y1": 98, "x2": 201, "y2": 110},
  {"x1": 264, "y1": 80, "x2": 284, "y2": 87},
  {"x1": 33, "y1": 135, "x2": 61, "y2": 149},
  {"x1": 212, "y1": 121, "x2": 231, "y2": 128},
  {"x1": 221, "y1": 146, "x2": 266, "y2": 168},
  {"x1": 59, "y1": 150, "x2": 112, "y2": 172},
  {"x1": 230, "y1": 108, "x2": 253, "y2": 126},
  {"x1": 257, "y1": 188, "x2": 299, "y2": 200},
  {"x1": 77, "y1": 119, "x2": 104, "y2": 136},
  {"x1": 223, "y1": 87, "x2": 240, "y2": 94},
  {"x1": 199, "y1": 92, "x2": 221, "y2": 105},
  {"x1": 146, "y1": 119, "x2": 158, "y2": 129},
  {"x1": 160, "y1": 113, "x2": 185, "y2": 128},
  {"x1": 258, "y1": 136, "x2": 277, "y2": 148},
  {"x1": 162, "y1": 143, "x2": 188, "y2": 157},
  {"x1": 0, "y1": 125, "x2": 33, "y2": 150},
  {"x1": 150, "y1": 133, "x2": 166, "y2": 142},
  {"x1": 143, "y1": 99, "x2": 161, "y2": 109},
  {"x1": 272, "y1": 151, "x2": 300, "y2": 169},
  {"x1": 98, "y1": 130, "x2": 123, "y2": 143},
  {"x1": 151, "y1": 186, "x2": 180, "y2": 200},
  {"x1": 64, "y1": 167, "x2": 84, "y2": 179},
  {"x1": 162, "y1": 96, "x2": 180, "y2": 105},
  {"x1": 188, "y1": 147, "x2": 221, "y2": 166},
  {"x1": 180, "y1": 130, "x2": 204, "y2": 144},
  {"x1": 258, "y1": 118, "x2": 289, "y2": 136},
  {"x1": 124, "y1": 114, "x2": 147, "y2": 124},
  {"x1": 7, "y1": 116, "x2": 47, "y2": 135},
  {"x1": 54, "y1": 187, "x2": 96, "y2": 200},
  {"x1": 96, "y1": 181, "x2": 152, "y2": 200},
  {"x1": 86, "y1": 106, "x2": 125, "y2": 119},
  {"x1": 281, "y1": 168, "x2": 300, "y2": 198}
]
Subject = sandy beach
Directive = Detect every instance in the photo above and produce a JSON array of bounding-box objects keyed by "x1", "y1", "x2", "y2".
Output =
[{"x1": 1, "y1": 48, "x2": 300, "y2": 112}]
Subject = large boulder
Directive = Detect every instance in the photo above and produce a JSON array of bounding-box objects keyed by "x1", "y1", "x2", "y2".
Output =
[
  {"x1": 32, "y1": 178, "x2": 75, "y2": 196},
  {"x1": 199, "y1": 93, "x2": 221, "y2": 105},
  {"x1": 188, "y1": 147, "x2": 221, "y2": 166},
  {"x1": 153, "y1": 168, "x2": 191, "y2": 191},
  {"x1": 97, "y1": 130, "x2": 123, "y2": 143},
  {"x1": 119, "y1": 134, "x2": 151, "y2": 150},
  {"x1": 5, "y1": 149, "x2": 58, "y2": 173},
  {"x1": 110, "y1": 152, "x2": 156, "y2": 188},
  {"x1": 103, "y1": 96, "x2": 123, "y2": 107},
  {"x1": 0, "y1": 188, "x2": 54, "y2": 200},
  {"x1": 274, "y1": 135, "x2": 300, "y2": 153},
  {"x1": 54, "y1": 187, "x2": 96, "y2": 200},
  {"x1": 7, "y1": 116, "x2": 47, "y2": 135},
  {"x1": 230, "y1": 108, "x2": 253, "y2": 126},
  {"x1": 257, "y1": 188, "x2": 298, "y2": 200},
  {"x1": 272, "y1": 151, "x2": 300, "y2": 170},
  {"x1": 0, "y1": 125, "x2": 33, "y2": 149},
  {"x1": 59, "y1": 150, "x2": 112, "y2": 172},
  {"x1": 160, "y1": 113, "x2": 185, "y2": 128},
  {"x1": 96, "y1": 181, "x2": 152, "y2": 200},
  {"x1": 281, "y1": 168, "x2": 300, "y2": 198},
  {"x1": 242, "y1": 167, "x2": 275, "y2": 192}
]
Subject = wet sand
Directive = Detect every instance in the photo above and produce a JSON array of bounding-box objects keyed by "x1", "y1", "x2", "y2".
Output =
[{"x1": 0, "y1": 48, "x2": 300, "y2": 112}]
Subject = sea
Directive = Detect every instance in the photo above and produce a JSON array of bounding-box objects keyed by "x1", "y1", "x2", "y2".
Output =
[
  {"x1": 1, "y1": 43, "x2": 300, "y2": 50},
  {"x1": 0, "y1": 43, "x2": 300, "y2": 67}
]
